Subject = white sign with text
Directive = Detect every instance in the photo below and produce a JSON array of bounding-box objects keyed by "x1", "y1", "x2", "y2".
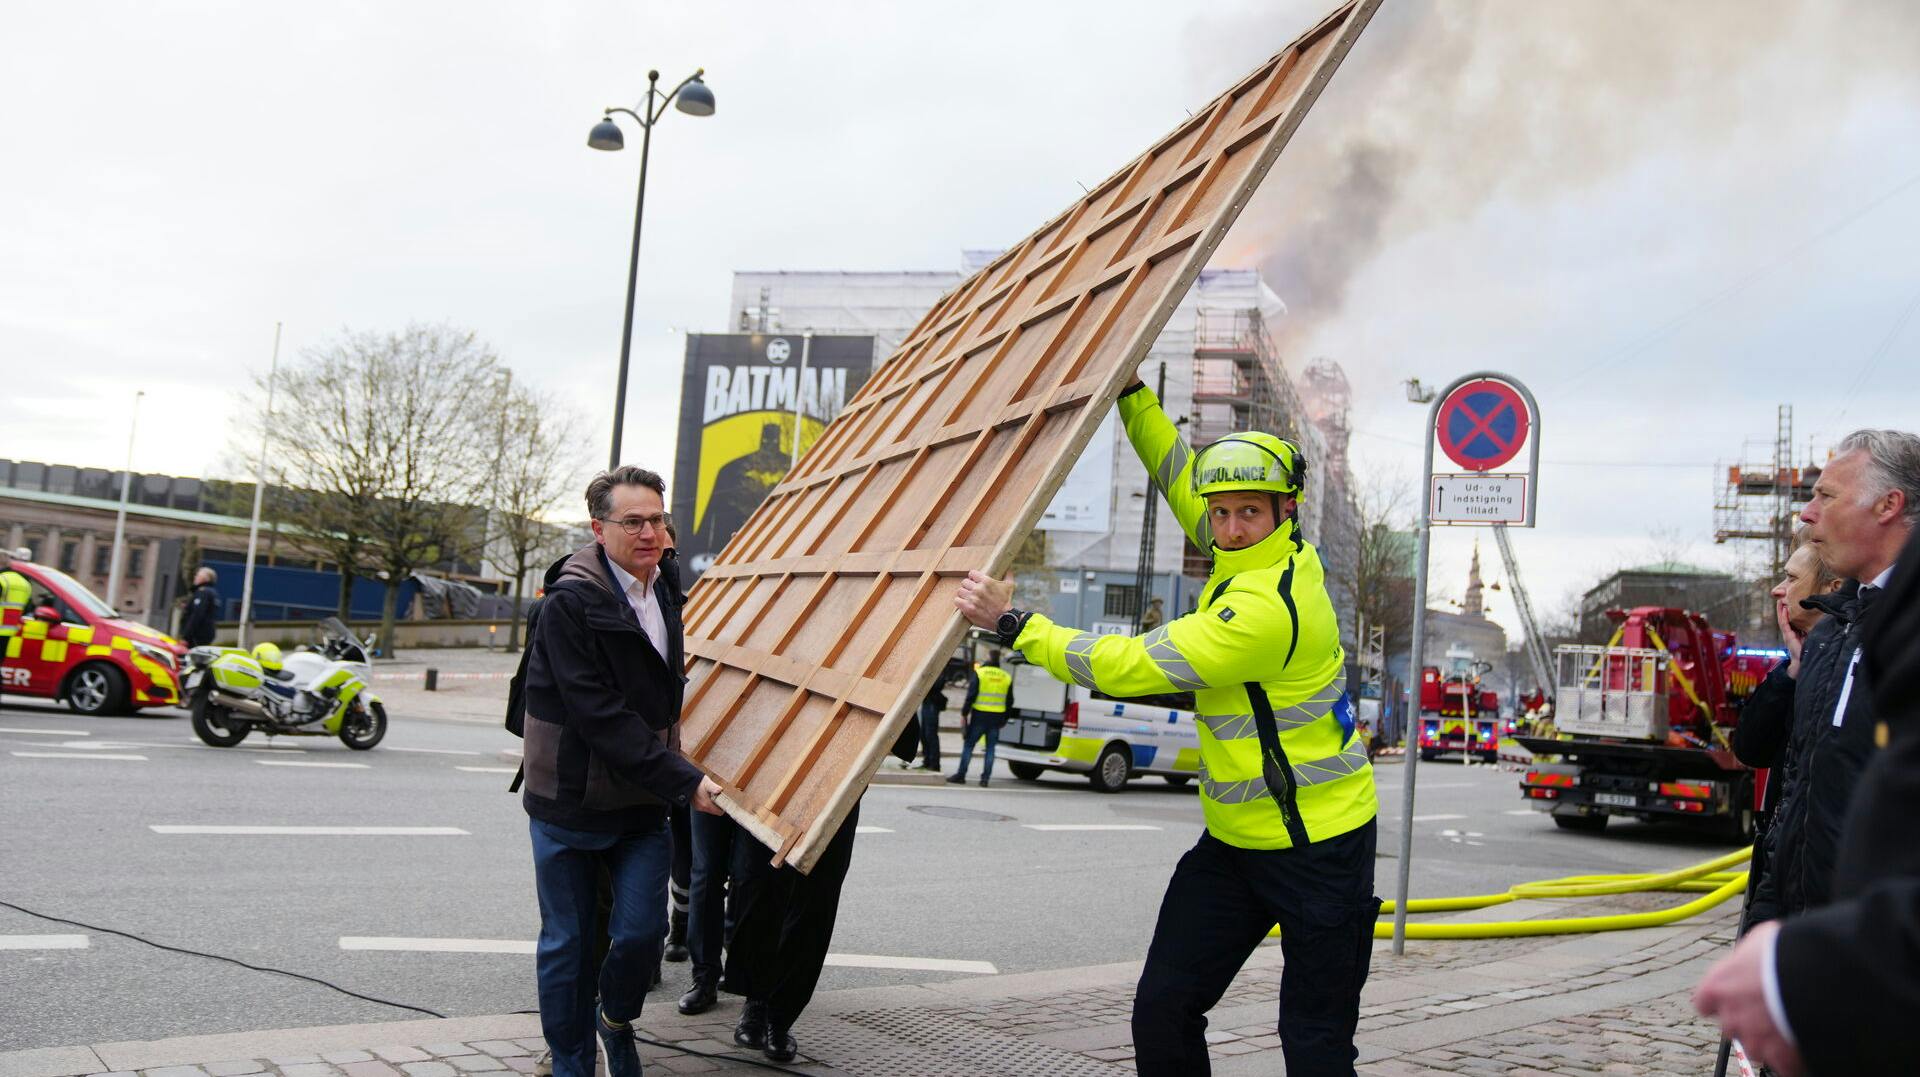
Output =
[{"x1": 1429, "y1": 474, "x2": 1528, "y2": 524}]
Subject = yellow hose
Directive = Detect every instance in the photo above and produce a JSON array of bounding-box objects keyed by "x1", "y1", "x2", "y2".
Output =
[{"x1": 1267, "y1": 847, "x2": 1752, "y2": 940}]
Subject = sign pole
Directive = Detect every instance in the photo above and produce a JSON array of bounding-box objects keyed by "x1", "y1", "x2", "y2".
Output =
[
  {"x1": 1392, "y1": 389, "x2": 1440, "y2": 956},
  {"x1": 1393, "y1": 370, "x2": 1541, "y2": 957}
]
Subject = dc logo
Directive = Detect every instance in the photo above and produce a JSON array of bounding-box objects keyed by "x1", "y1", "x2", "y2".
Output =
[{"x1": 766, "y1": 339, "x2": 791, "y2": 364}]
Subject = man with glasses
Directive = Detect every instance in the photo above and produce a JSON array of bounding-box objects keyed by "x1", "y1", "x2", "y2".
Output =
[{"x1": 521, "y1": 466, "x2": 724, "y2": 1077}]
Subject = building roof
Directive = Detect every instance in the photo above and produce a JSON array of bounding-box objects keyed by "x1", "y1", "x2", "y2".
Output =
[
  {"x1": 1619, "y1": 561, "x2": 1731, "y2": 578},
  {"x1": 1, "y1": 485, "x2": 257, "y2": 531}
]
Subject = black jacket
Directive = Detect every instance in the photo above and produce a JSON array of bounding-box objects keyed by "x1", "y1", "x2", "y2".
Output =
[
  {"x1": 180, "y1": 583, "x2": 220, "y2": 646},
  {"x1": 1749, "y1": 580, "x2": 1884, "y2": 918},
  {"x1": 1777, "y1": 537, "x2": 1916, "y2": 1076},
  {"x1": 520, "y1": 543, "x2": 705, "y2": 832},
  {"x1": 1732, "y1": 661, "x2": 1795, "y2": 927}
]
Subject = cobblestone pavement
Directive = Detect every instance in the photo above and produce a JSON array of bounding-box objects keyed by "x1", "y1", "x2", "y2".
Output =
[{"x1": 0, "y1": 891, "x2": 1742, "y2": 1077}]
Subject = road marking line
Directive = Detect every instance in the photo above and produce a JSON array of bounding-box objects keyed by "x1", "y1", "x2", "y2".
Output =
[
  {"x1": 825, "y1": 953, "x2": 998, "y2": 975},
  {"x1": 386, "y1": 747, "x2": 484, "y2": 756},
  {"x1": 335, "y1": 937, "x2": 995, "y2": 975},
  {"x1": 0, "y1": 726, "x2": 89, "y2": 736},
  {"x1": 255, "y1": 760, "x2": 371, "y2": 769},
  {"x1": 341, "y1": 937, "x2": 532, "y2": 954},
  {"x1": 11, "y1": 751, "x2": 147, "y2": 761},
  {"x1": 1504, "y1": 809, "x2": 1537, "y2": 816},
  {"x1": 1413, "y1": 814, "x2": 1468, "y2": 822},
  {"x1": 152, "y1": 826, "x2": 470, "y2": 836},
  {"x1": 454, "y1": 766, "x2": 519, "y2": 774},
  {"x1": 0, "y1": 935, "x2": 88, "y2": 950},
  {"x1": 1021, "y1": 824, "x2": 1162, "y2": 832},
  {"x1": 854, "y1": 826, "x2": 893, "y2": 834}
]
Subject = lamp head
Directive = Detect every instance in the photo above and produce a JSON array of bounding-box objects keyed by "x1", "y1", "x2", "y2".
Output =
[
  {"x1": 675, "y1": 76, "x2": 715, "y2": 117},
  {"x1": 587, "y1": 118, "x2": 624, "y2": 151}
]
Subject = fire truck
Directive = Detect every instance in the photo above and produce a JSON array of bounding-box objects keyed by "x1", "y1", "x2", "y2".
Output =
[
  {"x1": 1513, "y1": 606, "x2": 1778, "y2": 841},
  {"x1": 1416, "y1": 646, "x2": 1502, "y2": 763}
]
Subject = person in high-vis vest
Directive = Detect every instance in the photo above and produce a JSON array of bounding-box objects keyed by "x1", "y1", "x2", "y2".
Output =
[
  {"x1": 957, "y1": 381, "x2": 1379, "y2": 1076},
  {"x1": 947, "y1": 651, "x2": 1013, "y2": 787},
  {"x1": 0, "y1": 549, "x2": 32, "y2": 711}
]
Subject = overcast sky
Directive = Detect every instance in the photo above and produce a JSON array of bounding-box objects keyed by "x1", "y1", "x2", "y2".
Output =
[{"x1": 5, "y1": 1, "x2": 1918, "y2": 637}]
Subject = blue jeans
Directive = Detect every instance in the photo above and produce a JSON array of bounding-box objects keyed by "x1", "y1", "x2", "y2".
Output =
[
  {"x1": 530, "y1": 816, "x2": 671, "y2": 1077},
  {"x1": 954, "y1": 712, "x2": 1001, "y2": 779}
]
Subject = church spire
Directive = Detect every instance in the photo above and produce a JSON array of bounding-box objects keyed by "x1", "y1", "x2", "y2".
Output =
[{"x1": 1464, "y1": 540, "x2": 1485, "y2": 617}]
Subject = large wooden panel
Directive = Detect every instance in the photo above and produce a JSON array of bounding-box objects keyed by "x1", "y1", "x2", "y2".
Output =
[{"x1": 682, "y1": 0, "x2": 1383, "y2": 871}]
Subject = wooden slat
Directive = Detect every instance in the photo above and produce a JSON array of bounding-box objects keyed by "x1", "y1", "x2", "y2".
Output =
[{"x1": 680, "y1": 0, "x2": 1383, "y2": 871}]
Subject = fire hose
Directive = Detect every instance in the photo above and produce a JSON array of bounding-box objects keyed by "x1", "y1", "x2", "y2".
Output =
[{"x1": 1266, "y1": 847, "x2": 1752, "y2": 940}]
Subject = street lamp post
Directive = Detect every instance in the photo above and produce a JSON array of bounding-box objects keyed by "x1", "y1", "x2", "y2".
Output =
[{"x1": 589, "y1": 67, "x2": 715, "y2": 470}]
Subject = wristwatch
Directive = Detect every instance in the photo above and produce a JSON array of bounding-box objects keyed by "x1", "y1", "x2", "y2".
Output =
[{"x1": 995, "y1": 608, "x2": 1032, "y2": 648}]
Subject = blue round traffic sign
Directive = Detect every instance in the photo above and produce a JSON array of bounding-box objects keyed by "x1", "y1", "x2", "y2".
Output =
[{"x1": 1437, "y1": 379, "x2": 1529, "y2": 472}]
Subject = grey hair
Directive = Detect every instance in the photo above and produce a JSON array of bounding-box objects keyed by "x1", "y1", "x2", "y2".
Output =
[
  {"x1": 585, "y1": 466, "x2": 666, "y2": 521},
  {"x1": 1790, "y1": 526, "x2": 1839, "y2": 589},
  {"x1": 197, "y1": 566, "x2": 218, "y2": 584},
  {"x1": 1836, "y1": 429, "x2": 1920, "y2": 524}
]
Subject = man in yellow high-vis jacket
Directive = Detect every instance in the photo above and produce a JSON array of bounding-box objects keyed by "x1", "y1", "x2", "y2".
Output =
[
  {"x1": 957, "y1": 381, "x2": 1379, "y2": 1076},
  {"x1": 947, "y1": 651, "x2": 1013, "y2": 787}
]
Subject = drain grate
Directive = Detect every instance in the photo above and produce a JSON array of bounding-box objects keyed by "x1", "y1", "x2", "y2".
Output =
[
  {"x1": 907, "y1": 804, "x2": 1016, "y2": 822},
  {"x1": 838, "y1": 1006, "x2": 1132, "y2": 1076}
]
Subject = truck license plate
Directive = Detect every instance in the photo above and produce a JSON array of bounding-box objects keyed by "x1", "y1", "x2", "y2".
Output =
[{"x1": 1594, "y1": 792, "x2": 1635, "y2": 807}]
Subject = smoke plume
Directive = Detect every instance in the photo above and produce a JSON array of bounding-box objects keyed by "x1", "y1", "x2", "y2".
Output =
[{"x1": 1186, "y1": 0, "x2": 1920, "y2": 356}]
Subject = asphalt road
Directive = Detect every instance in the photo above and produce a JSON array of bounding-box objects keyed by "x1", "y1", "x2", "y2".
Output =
[{"x1": 0, "y1": 697, "x2": 1737, "y2": 1052}]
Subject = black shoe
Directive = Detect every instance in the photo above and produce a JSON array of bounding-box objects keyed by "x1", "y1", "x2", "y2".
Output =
[
  {"x1": 763, "y1": 1025, "x2": 797, "y2": 1064},
  {"x1": 595, "y1": 1004, "x2": 642, "y2": 1077},
  {"x1": 979, "y1": 777, "x2": 990, "y2": 787},
  {"x1": 664, "y1": 909, "x2": 688, "y2": 963},
  {"x1": 945, "y1": 773, "x2": 965, "y2": 784},
  {"x1": 734, "y1": 998, "x2": 768, "y2": 1051},
  {"x1": 677, "y1": 978, "x2": 717, "y2": 1016}
]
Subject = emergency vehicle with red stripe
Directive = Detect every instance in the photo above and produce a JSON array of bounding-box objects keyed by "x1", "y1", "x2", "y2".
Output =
[{"x1": 0, "y1": 557, "x2": 187, "y2": 714}]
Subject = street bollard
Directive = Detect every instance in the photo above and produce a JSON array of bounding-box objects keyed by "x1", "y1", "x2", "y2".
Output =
[{"x1": 424, "y1": 668, "x2": 438, "y2": 692}]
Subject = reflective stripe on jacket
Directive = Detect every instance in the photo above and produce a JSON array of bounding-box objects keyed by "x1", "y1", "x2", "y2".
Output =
[
  {"x1": 973, "y1": 664, "x2": 1012, "y2": 713},
  {"x1": 1013, "y1": 386, "x2": 1375, "y2": 850}
]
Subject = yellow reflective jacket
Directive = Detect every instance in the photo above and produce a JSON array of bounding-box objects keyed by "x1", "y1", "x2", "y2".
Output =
[
  {"x1": 972, "y1": 663, "x2": 1012, "y2": 713},
  {"x1": 1013, "y1": 386, "x2": 1375, "y2": 849}
]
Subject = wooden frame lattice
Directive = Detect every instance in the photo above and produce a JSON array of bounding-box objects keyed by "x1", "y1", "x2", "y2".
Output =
[{"x1": 680, "y1": 0, "x2": 1383, "y2": 871}]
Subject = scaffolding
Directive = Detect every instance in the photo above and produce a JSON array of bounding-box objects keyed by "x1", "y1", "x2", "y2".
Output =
[
  {"x1": 1713, "y1": 405, "x2": 1820, "y2": 587},
  {"x1": 1188, "y1": 309, "x2": 1309, "y2": 577}
]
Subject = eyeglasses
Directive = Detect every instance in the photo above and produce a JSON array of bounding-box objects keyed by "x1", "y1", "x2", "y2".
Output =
[{"x1": 598, "y1": 512, "x2": 671, "y2": 536}]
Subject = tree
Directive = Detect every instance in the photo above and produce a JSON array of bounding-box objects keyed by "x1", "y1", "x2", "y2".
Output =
[
  {"x1": 357, "y1": 325, "x2": 501, "y2": 652},
  {"x1": 490, "y1": 383, "x2": 587, "y2": 649},
  {"x1": 1348, "y1": 473, "x2": 1416, "y2": 663},
  {"x1": 233, "y1": 345, "x2": 392, "y2": 619},
  {"x1": 236, "y1": 324, "x2": 504, "y2": 650}
]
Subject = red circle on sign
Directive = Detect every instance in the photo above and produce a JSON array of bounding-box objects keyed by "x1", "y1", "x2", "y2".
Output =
[{"x1": 1436, "y1": 379, "x2": 1530, "y2": 472}]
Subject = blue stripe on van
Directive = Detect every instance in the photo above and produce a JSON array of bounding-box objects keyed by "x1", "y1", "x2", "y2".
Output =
[{"x1": 1131, "y1": 745, "x2": 1157, "y2": 769}]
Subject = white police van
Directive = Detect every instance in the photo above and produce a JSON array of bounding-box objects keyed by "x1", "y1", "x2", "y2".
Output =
[{"x1": 995, "y1": 660, "x2": 1202, "y2": 793}]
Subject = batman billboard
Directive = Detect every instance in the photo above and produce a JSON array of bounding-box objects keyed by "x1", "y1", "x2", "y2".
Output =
[{"x1": 671, "y1": 333, "x2": 874, "y2": 576}]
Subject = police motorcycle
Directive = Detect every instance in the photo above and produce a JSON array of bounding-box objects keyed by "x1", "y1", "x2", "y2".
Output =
[{"x1": 181, "y1": 617, "x2": 387, "y2": 750}]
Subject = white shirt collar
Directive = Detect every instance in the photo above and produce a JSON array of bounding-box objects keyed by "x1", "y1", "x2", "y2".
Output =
[
  {"x1": 604, "y1": 556, "x2": 657, "y2": 600},
  {"x1": 1870, "y1": 563, "x2": 1895, "y2": 589}
]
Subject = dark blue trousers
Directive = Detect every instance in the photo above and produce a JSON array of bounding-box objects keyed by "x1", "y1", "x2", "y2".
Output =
[
  {"x1": 687, "y1": 807, "x2": 742, "y2": 984},
  {"x1": 918, "y1": 699, "x2": 943, "y2": 767},
  {"x1": 530, "y1": 816, "x2": 671, "y2": 1077},
  {"x1": 954, "y1": 712, "x2": 1000, "y2": 779},
  {"x1": 1132, "y1": 821, "x2": 1379, "y2": 1077}
]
